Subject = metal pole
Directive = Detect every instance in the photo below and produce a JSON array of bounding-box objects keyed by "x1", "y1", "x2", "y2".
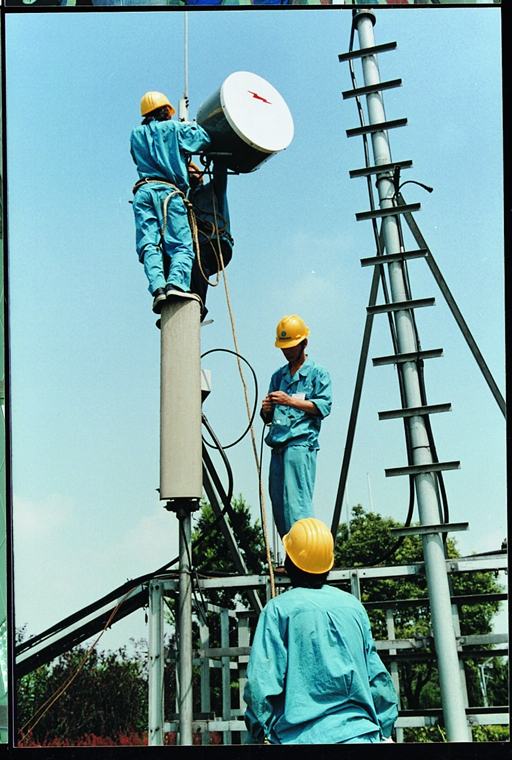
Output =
[
  {"x1": 178, "y1": 14, "x2": 189, "y2": 123},
  {"x1": 177, "y1": 510, "x2": 194, "y2": 745},
  {"x1": 148, "y1": 581, "x2": 164, "y2": 746},
  {"x1": 354, "y1": 10, "x2": 471, "y2": 742}
]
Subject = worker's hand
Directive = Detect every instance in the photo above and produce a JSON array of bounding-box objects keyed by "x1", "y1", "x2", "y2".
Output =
[
  {"x1": 261, "y1": 395, "x2": 274, "y2": 415},
  {"x1": 381, "y1": 736, "x2": 394, "y2": 743},
  {"x1": 267, "y1": 391, "x2": 292, "y2": 407}
]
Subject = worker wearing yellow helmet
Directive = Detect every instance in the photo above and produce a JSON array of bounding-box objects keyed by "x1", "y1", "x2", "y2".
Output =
[
  {"x1": 130, "y1": 91, "x2": 211, "y2": 313},
  {"x1": 261, "y1": 316, "x2": 332, "y2": 537},
  {"x1": 244, "y1": 518, "x2": 399, "y2": 744}
]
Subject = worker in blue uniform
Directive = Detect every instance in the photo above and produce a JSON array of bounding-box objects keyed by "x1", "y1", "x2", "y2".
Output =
[
  {"x1": 130, "y1": 91, "x2": 211, "y2": 313},
  {"x1": 188, "y1": 161, "x2": 233, "y2": 318},
  {"x1": 261, "y1": 316, "x2": 332, "y2": 538},
  {"x1": 244, "y1": 518, "x2": 399, "y2": 744}
]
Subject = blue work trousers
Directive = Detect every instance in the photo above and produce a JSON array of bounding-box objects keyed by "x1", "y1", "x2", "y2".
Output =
[
  {"x1": 269, "y1": 445, "x2": 317, "y2": 538},
  {"x1": 133, "y1": 184, "x2": 195, "y2": 295}
]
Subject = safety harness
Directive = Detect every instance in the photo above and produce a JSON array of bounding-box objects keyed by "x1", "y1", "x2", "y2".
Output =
[{"x1": 132, "y1": 175, "x2": 231, "y2": 289}]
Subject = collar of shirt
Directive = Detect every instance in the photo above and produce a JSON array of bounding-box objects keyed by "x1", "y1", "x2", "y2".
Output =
[{"x1": 282, "y1": 356, "x2": 313, "y2": 384}]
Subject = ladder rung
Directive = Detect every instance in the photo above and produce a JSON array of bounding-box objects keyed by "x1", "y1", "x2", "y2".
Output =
[
  {"x1": 379, "y1": 403, "x2": 452, "y2": 421},
  {"x1": 338, "y1": 41, "x2": 397, "y2": 63},
  {"x1": 390, "y1": 522, "x2": 469, "y2": 537},
  {"x1": 372, "y1": 349, "x2": 444, "y2": 367},
  {"x1": 361, "y1": 249, "x2": 428, "y2": 267},
  {"x1": 342, "y1": 78, "x2": 402, "y2": 100},
  {"x1": 385, "y1": 461, "x2": 461, "y2": 478},
  {"x1": 347, "y1": 118, "x2": 407, "y2": 138},
  {"x1": 350, "y1": 160, "x2": 413, "y2": 179},
  {"x1": 367, "y1": 297, "x2": 435, "y2": 315},
  {"x1": 356, "y1": 203, "x2": 421, "y2": 222}
]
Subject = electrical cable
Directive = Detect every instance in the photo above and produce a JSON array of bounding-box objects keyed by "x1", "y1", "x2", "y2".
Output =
[
  {"x1": 204, "y1": 201, "x2": 275, "y2": 598},
  {"x1": 201, "y1": 348, "x2": 259, "y2": 450},
  {"x1": 392, "y1": 170, "x2": 450, "y2": 532},
  {"x1": 178, "y1": 517, "x2": 209, "y2": 629},
  {"x1": 201, "y1": 413, "x2": 234, "y2": 506}
]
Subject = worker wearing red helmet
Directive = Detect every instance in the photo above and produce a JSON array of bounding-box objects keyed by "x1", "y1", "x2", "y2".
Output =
[
  {"x1": 244, "y1": 518, "x2": 399, "y2": 744},
  {"x1": 130, "y1": 91, "x2": 211, "y2": 314},
  {"x1": 261, "y1": 316, "x2": 332, "y2": 537}
]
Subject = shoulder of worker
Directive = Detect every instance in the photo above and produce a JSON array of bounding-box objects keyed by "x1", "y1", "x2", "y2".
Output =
[
  {"x1": 264, "y1": 584, "x2": 365, "y2": 617},
  {"x1": 300, "y1": 357, "x2": 331, "y2": 378}
]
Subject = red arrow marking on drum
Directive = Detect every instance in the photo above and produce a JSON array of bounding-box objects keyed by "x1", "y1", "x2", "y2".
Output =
[{"x1": 248, "y1": 91, "x2": 272, "y2": 104}]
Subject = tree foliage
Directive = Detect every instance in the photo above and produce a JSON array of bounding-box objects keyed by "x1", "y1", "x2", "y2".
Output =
[
  {"x1": 191, "y1": 494, "x2": 268, "y2": 607},
  {"x1": 17, "y1": 639, "x2": 148, "y2": 746}
]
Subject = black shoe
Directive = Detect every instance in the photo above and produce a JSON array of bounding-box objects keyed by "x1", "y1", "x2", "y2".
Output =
[
  {"x1": 152, "y1": 288, "x2": 167, "y2": 314},
  {"x1": 165, "y1": 286, "x2": 201, "y2": 303}
]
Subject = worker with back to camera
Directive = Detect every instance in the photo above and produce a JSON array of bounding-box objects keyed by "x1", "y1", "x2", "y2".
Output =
[
  {"x1": 130, "y1": 91, "x2": 211, "y2": 314},
  {"x1": 244, "y1": 517, "x2": 399, "y2": 745},
  {"x1": 187, "y1": 160, "x2": 234, "y2": 319},
  {"x1": 261, "y1": 315, "x2": 332, "y2": 538}
]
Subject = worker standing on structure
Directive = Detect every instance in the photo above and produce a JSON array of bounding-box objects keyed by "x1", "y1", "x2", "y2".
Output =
[
  {"x1": 188, "y1": 161, "x2": 233, "y2": 318},
  {"x1": 261, "y1": 316, "x2": 332, "y2": 537},
  {"x1": 130, "y1": 91, "x2": 211, "y2": 313},
  {"x1": 244, "y1": 518, "x2": 398, "y2": 744}
]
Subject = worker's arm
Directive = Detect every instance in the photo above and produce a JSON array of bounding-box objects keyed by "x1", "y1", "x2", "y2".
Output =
[
  {"x1": 265, "y1": 391, "x2": 321, "y2": 417},
  {"x1": 244, "y1": 605, "x2": 286, "y2": 744},
  {"x1": 363, "y1": 614, "x2": 399, "y2": 739},
  {"x1": 176, "y1": 121, "x2": 212, "y2": 155}
]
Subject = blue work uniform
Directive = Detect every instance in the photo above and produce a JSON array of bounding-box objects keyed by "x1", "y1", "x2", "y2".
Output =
[
  {"x1": 190, "y1": 163, "x2": 233, "y2": 309},
  {"x1": 130, "y1": 119, "x2": 211, "y2": 295},
  {"x1": 265, "y1": 358, "x2": 331, "y2": 537},
  {"x1": 244, "y1": 585, "x2": 399, "y2": 744}
]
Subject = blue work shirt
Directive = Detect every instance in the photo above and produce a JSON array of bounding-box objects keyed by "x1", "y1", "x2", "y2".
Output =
[
  {"x1": 244, "y1": 585, "x2": 399, "y2": 744},
  {"x1": 130, "y1": 119, "x2": 211, "y2": 195},
  {"x1": 265, "y1": 358, "x2": 332, "y2": 450}
]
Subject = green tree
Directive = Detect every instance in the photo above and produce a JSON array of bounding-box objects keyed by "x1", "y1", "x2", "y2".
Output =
[
  {"x1": 17, "y1": 638, "x2": 148, "y2": 746},
  {"x1": 191, "y1": 495, "x2": 268, "y2": 610},
  {"x1": 334, "y1": 505, "x2": 508, "y2": 741}
]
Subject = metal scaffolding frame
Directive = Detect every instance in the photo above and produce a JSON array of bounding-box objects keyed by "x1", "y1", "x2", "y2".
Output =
[{"x1": 147, "y1": 549, "x2": 508, "y2": 744}]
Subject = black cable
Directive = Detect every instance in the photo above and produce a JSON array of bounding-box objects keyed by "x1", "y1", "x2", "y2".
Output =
[
  {"x1": 391, "y1": 177, "x2": 450, "y2": 532},
  {"x1": 258, "y1": 420, "x2": 272, "y2": 559},
  {"x1": 202, "y1": 413, "x2": 234, "y2": 507},
  {"x1": 201, "y1": 348, "x2": 259, "y2": 449},
  {"x1": 178, "y1": 517, "x2": 209, "y2": 629}
]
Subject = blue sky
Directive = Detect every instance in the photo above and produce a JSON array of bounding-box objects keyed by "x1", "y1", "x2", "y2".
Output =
[{"x1": 5, "y1": 6, "x2": 505, "y2": 650}]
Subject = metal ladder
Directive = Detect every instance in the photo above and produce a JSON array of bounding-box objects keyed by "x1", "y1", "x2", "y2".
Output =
[{"x1": 331, "y1": 9, "x2": 507, "y2": 742}]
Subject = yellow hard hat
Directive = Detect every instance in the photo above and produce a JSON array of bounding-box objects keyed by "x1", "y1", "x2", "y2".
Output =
[
  {"x1": 283, "y1": 518, "x2": 334, "y2": 574},
  {"x1": 275, "y1": 315, "x2": 310, "y2": 348},
  {"x1": 140, "y1": 91, "x2": 175, "y2": 117}
]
